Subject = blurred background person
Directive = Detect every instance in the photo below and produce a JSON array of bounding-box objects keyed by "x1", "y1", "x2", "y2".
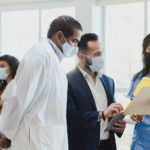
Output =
[
  {"x1": 0, "y1": 55, "x2": 19, "y2": 149},
  {"x1": 0, "y1": 55, "x2": 19, "y2": 111}
]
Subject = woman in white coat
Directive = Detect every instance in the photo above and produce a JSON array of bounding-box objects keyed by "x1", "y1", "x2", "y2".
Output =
[{"x1": 0, "y1": 16, "x2": 82, "y2": 150}]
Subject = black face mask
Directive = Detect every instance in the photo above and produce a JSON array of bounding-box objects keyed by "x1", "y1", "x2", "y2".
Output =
[
  {"x1": 0, "y1": 80, "x2": 7, "y2": 91},
  {"x1": 143, "y1": 53, "x2": 150, "y2": 70}
]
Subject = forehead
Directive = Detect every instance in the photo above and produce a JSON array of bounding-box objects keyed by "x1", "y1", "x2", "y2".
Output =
[
  {"x1": 71, "y1": 28, "x2": 82, "y2": 41},
  {"x1": 87, "y1": 40, "x2": 100, "y2": 51},
  {"x1": 0, "y1": 61, "x2": 9, "y2": 67}
]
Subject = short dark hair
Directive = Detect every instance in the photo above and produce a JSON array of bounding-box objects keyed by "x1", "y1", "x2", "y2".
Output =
[
  {"x1": 0, "y1": 55, "x2": 19, "y2": 78},
  {"x1": 47, "y1": 16, "x2": 82, "y2": 38},
  {"x1": 78, "y1": 33, "x2": 98, "y2": 53}
]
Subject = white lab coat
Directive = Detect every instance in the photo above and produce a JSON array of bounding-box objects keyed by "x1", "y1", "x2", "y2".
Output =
[{"x1": 0, "y1": 40, "x2": 68, "y2": 150}]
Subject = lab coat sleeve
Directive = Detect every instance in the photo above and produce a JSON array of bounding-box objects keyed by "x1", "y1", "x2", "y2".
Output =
[
  {"x1": 0, "y1": 51, "x2": 48, "y2": 140},
  {"x1": 67, "y1": 84, "x2": 100, "y2": 129}
]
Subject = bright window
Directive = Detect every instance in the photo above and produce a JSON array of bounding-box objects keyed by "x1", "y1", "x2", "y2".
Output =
[
  {"x1": 1, "y1": 10, "x2": 39, "y2": 60},
  {"x1": 105, "y1": 2, "x2": 144, "y2": 88},
  {"x1": 105, "y1": 3, "x2": 144, "y2": 149},
  {"x1": 148, "y1": 2, "x2": 150, "y2": 33}
]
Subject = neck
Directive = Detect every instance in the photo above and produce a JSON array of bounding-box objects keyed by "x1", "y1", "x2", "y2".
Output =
[
  {"x1": 6, "y1": 76, "x2": 13, "y2": 84},
  {"x1": 78, "y1": 62, "x2": 97, "y2": 82},
  {"x1": 49, "y1": 37, "x2": 63, "y2": 53}
]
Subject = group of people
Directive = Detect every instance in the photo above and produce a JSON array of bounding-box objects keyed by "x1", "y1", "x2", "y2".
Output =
[{"x1": 0, "y1": 15, "x2": 149, "y2": 150}]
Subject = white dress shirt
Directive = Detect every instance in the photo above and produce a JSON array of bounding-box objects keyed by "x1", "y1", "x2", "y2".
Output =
[{"x1": 78, "y1": 65, "x2": 110, "y2": 140}]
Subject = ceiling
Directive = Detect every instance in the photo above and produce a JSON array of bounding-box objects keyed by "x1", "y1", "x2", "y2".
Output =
[{"x1": 0, "y1": 0, "x2": 62, "y2": 5}]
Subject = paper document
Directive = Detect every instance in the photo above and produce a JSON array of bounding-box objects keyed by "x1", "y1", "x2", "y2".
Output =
[
  {"x1": 123, "y1": 86, "x2": 150, "y2": 115},
  {"x1": 133, "y1": 77, "x2": 150, "y2": 96}
]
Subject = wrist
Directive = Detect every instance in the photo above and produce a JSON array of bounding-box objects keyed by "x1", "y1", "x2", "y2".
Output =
[
  {"x1": 102, "y1": 111, "x2": 106, "y2": 121},
  {"x1": 99, "y1": 111, "x2": 103, "y2": 119}
]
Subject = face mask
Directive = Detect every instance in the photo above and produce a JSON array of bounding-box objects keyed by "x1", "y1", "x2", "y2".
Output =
[
  {"x1": 62, "y1": 42, "x2": 78, "y2": 58},
  {"x1": 88, "y1": 56, "x2": 104, "y2": 73},
  {"x1": 0, "y1": 68, "x2": 8, "y2": 80}
]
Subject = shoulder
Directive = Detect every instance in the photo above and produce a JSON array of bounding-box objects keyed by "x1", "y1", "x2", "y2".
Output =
[
  {"x1": 101, "y1": 74, "x2": 114, "y2": 84},
  {"x1": 23, "y1": 40, "x2": 54, "y2": 65},
  {"x1": 131, "y1": 72, "x2": 143, "y2": 82},
  {"x1": 127, "y1": 72, "x2": 143, "y2": 96},
  {"x1": 67, "y1": 67, "x2": 80, "y2": 80},
  {"x1": 67, "y1": 69, "x2": 78, "y2": 85}
]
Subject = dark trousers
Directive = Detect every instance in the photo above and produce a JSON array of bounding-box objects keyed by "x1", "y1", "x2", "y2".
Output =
[{"x1": 99, "y1": 139, "x2": 112, "y2": 150}]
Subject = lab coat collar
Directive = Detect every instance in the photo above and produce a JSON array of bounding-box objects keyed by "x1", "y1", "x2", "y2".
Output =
[{"x1": 48, "y1": 39, "x2": 64, "y2": 62}]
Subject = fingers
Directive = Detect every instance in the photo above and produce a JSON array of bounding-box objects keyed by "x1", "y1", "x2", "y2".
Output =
[
  {"x1": 0, "y1": 136, "x2": 11, "y2": 148},
  {"x1": 109, "y1": 103, "x2": 123, "y2": 114},
  {"x1": 104, "y1": 103, "x2": 123, "y2": 118},
  {"x1": 112, "y1": 127, "x2": 124, "y2": 133},
  {"x1": 112, "y1": 120, "x2": 126, "y2": 133},
  {"x1": 110, "y1": 103, "x2": 123, "y2": 111},
  {"x1": 114, "y1": 120, "x2": 126, "y2": 128},
  {"x1": 131, "y1": 115, "x2": 144, "y2": 123}
]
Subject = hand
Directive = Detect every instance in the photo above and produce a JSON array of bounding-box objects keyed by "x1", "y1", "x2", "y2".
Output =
[
  {"x1": 112, "y1": 120, "x2": 126, "y2": 133},
  {"x1": 0, "y1": 135, "x2": 11, "y2": 148},
  {"x1": 131, "y1": 115, "x2": 144, "y2": 123},
  {"x1": 104, "y1": 103, "x2": 123, "y2": 118},
  {"x1": 0, "y1": 100, "x2": 4, "y2": 107}
]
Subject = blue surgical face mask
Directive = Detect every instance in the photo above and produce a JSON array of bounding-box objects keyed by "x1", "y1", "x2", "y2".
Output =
[{"x1": 0, "y1": 68, "x2": 8, "y2": 80}]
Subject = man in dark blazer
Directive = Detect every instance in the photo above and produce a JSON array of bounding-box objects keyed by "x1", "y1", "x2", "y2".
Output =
[{"x1": 67, "y1": 33, "x2": 126, "y2": 150}]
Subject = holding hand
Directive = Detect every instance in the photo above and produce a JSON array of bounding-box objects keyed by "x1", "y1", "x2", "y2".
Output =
[
  {"x1": 131, "y1": 115, "x2": 144, "y2": 123},
  {"x1": 104, "y1": 103, "x2": 123, "y2": 118},
  {"x1": 0, "y1": 134, "x2": 11, "y2": 149},
  {"x1": 112, "y1": 120, "x2": 126, "y2": 133}
]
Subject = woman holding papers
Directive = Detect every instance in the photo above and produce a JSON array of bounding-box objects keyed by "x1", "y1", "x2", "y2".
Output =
[{"x1": 128, "y1": 34, "x2": 150, "y2": 150}]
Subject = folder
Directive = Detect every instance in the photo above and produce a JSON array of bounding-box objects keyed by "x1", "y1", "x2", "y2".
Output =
[
  {"x1": 133, "y1": 77, "x2": 150, "y2": 96},
  {"x1": 105, "y1": 77, "x2": 150, "y2": 131},
  {"x1": 123, "y1": 77, "x2": 150, "y2": 115}
]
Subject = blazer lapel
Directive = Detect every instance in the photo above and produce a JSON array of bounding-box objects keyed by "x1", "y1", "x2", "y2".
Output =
[
  {"x1": 100, "y1": 76, "x2": 112, "y2": 106},
  {"x1": 73, "y1": 67, "x2": 97, "y2": 110}
]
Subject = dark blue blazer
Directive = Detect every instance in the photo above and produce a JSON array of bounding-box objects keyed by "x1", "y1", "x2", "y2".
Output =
[{"x1": 67, "y1": 67, "x2": 121, "y2": 150}]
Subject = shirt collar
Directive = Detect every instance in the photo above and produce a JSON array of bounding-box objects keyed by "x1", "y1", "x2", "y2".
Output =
[
  {"x1": 48, "y1": 39, "x2": 64, "y2": 62},
  {"x1": 78, "y1": 65, "x2": 102, "y2": 78}
]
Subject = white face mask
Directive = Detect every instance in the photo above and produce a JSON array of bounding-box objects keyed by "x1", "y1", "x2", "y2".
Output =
[
  {"x1": 0, "y1": 68, "x2": 8, "y2": 80},
  {"x1": 88, "y1": 56, "x2": 104, "y2": 73},
  {"x1": 62, "y1": 42, "x2": 78, "y2": 58}
]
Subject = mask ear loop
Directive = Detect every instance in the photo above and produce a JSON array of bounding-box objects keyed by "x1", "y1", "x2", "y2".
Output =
[
  {"x1": 5, "y1": 67, "x2": 11, "y2": 81},
  {"x1": 80, "y1": 54, "x2": 92, "y2": 71}
]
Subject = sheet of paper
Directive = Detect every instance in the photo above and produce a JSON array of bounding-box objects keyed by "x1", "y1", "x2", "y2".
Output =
[{"x1": 123, "y1": 86, "x2": 150, "y2": 115}]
